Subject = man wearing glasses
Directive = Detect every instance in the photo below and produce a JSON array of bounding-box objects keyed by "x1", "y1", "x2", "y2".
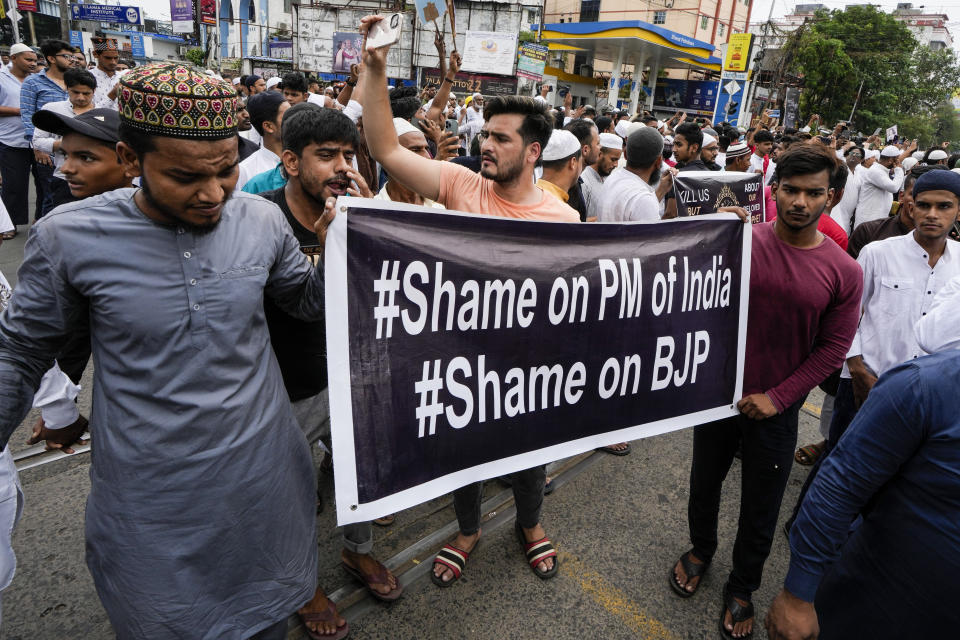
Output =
[{"x1": 19, "y1": 39, "x2": 70, "y2": 219}]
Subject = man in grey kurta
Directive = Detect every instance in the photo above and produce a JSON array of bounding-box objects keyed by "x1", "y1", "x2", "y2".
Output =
[{"x1": 0, "y1": 64, "x2": 323, "y2": 639}]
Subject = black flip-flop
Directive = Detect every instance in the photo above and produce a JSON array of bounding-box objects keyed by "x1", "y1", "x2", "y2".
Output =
[
  {"x1": 669, "y1": 550, "x2": 708, "y2": 598},
  {"x1": 718, "y1": 587, "x2": 754, "y2": 639},
  {"x1": 597, "y1": 443, "x2": 631, "y2": 456}
]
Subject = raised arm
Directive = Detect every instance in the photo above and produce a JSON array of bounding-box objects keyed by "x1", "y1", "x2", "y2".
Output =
[
  {"x1": 359, "y1": 14, "x2": 442, "y2": 202},
  {"x1": 427, "y1": 50, "x2": 461, "y2": 125}
]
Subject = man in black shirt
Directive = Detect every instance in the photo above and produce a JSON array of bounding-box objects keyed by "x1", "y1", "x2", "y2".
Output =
[{"x1": 259, "y1": 105, "x2": 400, "y2": 639}]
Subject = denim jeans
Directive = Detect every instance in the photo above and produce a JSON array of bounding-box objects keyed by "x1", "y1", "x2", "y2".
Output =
[
  {"x1": 453, "y1": 466, "x2": 546, "y2": 536},
  {"x1": 687, "y1": 400, "x2": 802, "y2": 600}
]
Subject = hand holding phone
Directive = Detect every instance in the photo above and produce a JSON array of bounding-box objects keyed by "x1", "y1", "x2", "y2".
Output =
[{"x1": 367, "y1": 13, "x2": 402, "y2": 50}]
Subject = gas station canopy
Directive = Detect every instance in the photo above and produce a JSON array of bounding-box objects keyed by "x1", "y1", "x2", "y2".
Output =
[{"x1": 534, "y1": 21, "x2": 723, "y2": 73}]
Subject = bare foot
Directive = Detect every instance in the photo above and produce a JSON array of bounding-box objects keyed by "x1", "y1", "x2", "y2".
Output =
[
  {"x1": 607, "y1": 442, "x2": 629, "y2": 452},
  {"x1": 432, "y1": 529, "x2": 480, "y2": 583},
  {"x1": 723, "y1": 597, "x2": 754, "y2": 638},
  {"x1": 521, "y1": 523, "x2": 555, "y2": 573},
  {"x1": 341, "y1": 549, "x2": 398, "y2": 596},
  {"x1": 673, "y1": 552, "x2": 704, "y2": 593},
  {"x1": 298, "y1": 586, "x2": 345, "y2": 637}
]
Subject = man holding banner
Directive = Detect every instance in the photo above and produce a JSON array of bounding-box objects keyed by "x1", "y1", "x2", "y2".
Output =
[
  {"x1": 357, "y1": 13, "x2": 576, "y2": 586},
  {"x1": 671, "y1": 144, "x2": 862, "y2": 640}
]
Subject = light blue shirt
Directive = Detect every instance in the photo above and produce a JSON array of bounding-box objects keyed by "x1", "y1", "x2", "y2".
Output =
[
  {"x1": 19, "y1": 69, "x2": 66, "y2": 142},
  {"x1": 0, "y1": 66, "x2": 28, "y2": 149}
]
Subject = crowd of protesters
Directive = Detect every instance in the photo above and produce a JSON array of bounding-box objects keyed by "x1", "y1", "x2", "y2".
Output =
[{"x1": 0, "y1": 15, "x2": 958, "y2": 640}]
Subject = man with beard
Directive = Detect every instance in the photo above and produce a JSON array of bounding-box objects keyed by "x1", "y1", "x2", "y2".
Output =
[
  {"x1": 595, "y1": 125, "x2": 664, "y2": 222},
  {"x1": 258, "y1": 104, "x2": 399, "y2": 639},
  {"x1": 0, "y1": 44, "x2": 38, "y2": 236},
  {"x1": 581, "y1": 132, "x2": 622, "y2": 219},
  {"x1": 562, "y1": 118, "x2": 599, "y2": 220},
  {"x1": 701, "y1": 133, "x2": 721, "y2": 170},
  {"x1": 359, "y1": 13, "x2": 575, "y2": 590},
  {"x1": 20, "y1": 40, "x2": 71, "y2": 218},
  {"x1": 0, "y1": 63, "x2": 327, "y2": 640},
  {"x1": 663, "y1": 122, "x2": 707, "y2": 218},
  {"x1": 670, "y1": 144, "x2": 862, "y2": 640},
  {"x1": 236, "y1": 98, "x2": 259, "y2": 161}
]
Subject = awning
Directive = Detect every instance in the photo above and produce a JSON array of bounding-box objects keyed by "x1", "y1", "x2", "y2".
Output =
[{"x1": 533, "y1": 21, "x2": 722, "y2": 73}]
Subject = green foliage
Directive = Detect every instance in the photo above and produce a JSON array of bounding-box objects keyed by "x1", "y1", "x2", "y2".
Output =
[
  {"x1": 519, "y1": 30, "x2": 536, "y2": 43},
  {"x1": 185, "y1": 48, "x2": 206, "y2": 68},
  {"x1": 781, "y1": 5, "x2": 960, "y2": 142}
]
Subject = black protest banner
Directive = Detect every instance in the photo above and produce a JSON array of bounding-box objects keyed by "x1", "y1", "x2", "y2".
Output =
[
  {"x1": 674, "y1": 171, "x2": 765, "y2": 224},
  {"x1": 326, "y1": 200, "x2": 750, "y2": 524}
]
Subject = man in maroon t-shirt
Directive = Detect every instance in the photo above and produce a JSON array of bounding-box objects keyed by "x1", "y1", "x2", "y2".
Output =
[{"x1": 669, "y1": 144, "x2": 863, "y2": 639}]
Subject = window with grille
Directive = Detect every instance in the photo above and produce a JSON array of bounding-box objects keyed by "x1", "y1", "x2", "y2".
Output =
[{"x1": 653, "y1": 11, "x2": 666, "y2": 25}]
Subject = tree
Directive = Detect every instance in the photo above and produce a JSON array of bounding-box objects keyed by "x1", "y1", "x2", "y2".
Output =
[
  {"x1": 185, "y1": 48, "x2": 206, "y2": 68},
  {"x1": 780, "y1": 5, "x2": 960, "y2": 137}
]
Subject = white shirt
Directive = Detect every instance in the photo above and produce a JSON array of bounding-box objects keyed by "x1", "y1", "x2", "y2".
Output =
[
  {"x1": 240, "y1": 127, "x2": 261, "y2": 146},
  {"x1": 32, "y1": 99, "x2": 80, "y2": 177},
  {"x1": 595, "y1": 167, "x2": 660, "y2": 222},
  {"x1": 715, "y1": 152, "x2": 726, "y2": 167},
  {"x1": 916, "y1": 273, "x2": 960, "y2": 354},
  {"x1": 236, "y1": 146, "x2": 280, "y2": 191},
  {"x1": 843, "y1": 232, "x2": 960, "y2": 379},
  {"x1": 855, "y1": 162, "x2": 904, "y2": 229},
  {"x1": 375, "y1": 184, "x2": 444, "y2": 209},
  {"x1": 533, "y1": 95, "x2": 548, "y2": 104},
  {"x1": 90, "y1": 66, "x2": 119, "y2": 110},
  {"x1": 579, "y1": 165, "x2": 605, "y2": 219},
  {"x1": 830, "y1": 168, "x2": 860, "y2": 236},
  {"x1": 749, "y1": 153, "x2": 775, "y2": 185}
]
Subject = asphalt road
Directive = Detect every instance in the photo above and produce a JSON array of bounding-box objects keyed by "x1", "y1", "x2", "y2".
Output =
[{"x1": 0, "y1": 223, "x2": 829, "y2": 640}]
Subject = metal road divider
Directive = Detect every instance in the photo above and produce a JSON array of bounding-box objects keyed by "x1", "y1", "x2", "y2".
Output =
[
  {"x1": 285, "y1": 450, "x2": 607, "y2": 638},
  {"x1": 13, "y1": 434, "x2": 91, "y2": 471}
]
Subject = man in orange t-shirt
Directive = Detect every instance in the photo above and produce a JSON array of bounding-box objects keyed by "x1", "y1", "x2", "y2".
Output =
[{"x1": 358, "y1": 13, "x2": 574, "y2": 590}]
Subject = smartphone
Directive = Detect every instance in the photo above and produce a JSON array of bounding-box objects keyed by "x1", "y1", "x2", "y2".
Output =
[
  {"x1": 445, "y1": 119, "x2": 459, "y2": 136},
  {"x1": 367, "y1": 13, "x2": 402, "y2": 49}
]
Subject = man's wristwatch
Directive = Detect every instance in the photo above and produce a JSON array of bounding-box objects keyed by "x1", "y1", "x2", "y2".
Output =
[{"x1": 346, "y1": 79, "x2": 357, "y2": 87}]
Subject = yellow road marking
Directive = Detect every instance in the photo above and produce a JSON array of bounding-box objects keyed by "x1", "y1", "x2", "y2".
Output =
[
  {"x1": 559, "y1": 550, "x2": 681, "y2": 640},
  {"x1": 802, "y1": 401, "x2": 822, "y2": 418}
]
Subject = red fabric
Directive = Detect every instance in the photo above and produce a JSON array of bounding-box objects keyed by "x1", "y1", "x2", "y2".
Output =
[
  {"x1": 744, "y1": 223, "x2": 862, "y2": 412},
  {"x1": 764, "y1": 185, "x2": 849, "y2": 250}
]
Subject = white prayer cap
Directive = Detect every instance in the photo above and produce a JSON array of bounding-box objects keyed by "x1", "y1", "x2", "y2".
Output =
[
  {"x1": 393, "y1": 117, "x2": 420, "y2": 138},
  {"x1": 902, "y1": 157, "x2": 918, "y2": 172},
  {"x1": 472, "y1": 92, "x2": 482, "y2": 100},
  {"x1": 880, "y1": 145, "x2": 900, "y2": 157},
  {"x1": 599, "y1": 132, "x2": 623, "y2": 150},
  {"x1": 625, "y1": 121, "x2": 649, "y2": 139},
  {"x1": 266, "y1": 76, "x2": 282, "y2": 90},
  {"x1": 663, "y1": 134, "x2": 674, "y2": 144},
  {"x1": 865, "y1": 149, "x2": 881, "y2": 160},
  {"x1": 702, "y1": 133, "x2": 718, "y2": 149},
  {"x1": 9, "y1": 44, "x2": 32, "y2": 56},
  {"x1": 929, "y1": 149, "x2": 949, "y2": 161},
  {"x1": 656, "y1": 120, "x2": 665, "y2": 130},
  {"x1": 912, "y1": 151, "x2": 925, "y2": 161},
  {"x1": 614, "y1": 120, "x2": 631, "y2": 138},
  {"x1": 232, "y1": 77, "x2": 241, "y2": 85},
  {"x1": 542, "y1": 129, "x2": 582, "y2": 161}
]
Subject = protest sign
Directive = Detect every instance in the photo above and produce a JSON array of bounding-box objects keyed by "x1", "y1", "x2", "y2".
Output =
[
  {"x1": 673, "y1": 171, "x2": 765, "y2": 224},
  {"x1": 326, "y1": 200, "x2": 751, "y2": 525},
  {"x1": 517, "y1": 43, "x2": 548, "y2": 81},
  {"x1": 460, "y1": 31, "x2": 518, "y2": 76}
]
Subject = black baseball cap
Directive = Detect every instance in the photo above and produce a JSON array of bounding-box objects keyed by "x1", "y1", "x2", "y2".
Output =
[{"x1": 32, "y1": 108, "x2": 120, "y2": 144}]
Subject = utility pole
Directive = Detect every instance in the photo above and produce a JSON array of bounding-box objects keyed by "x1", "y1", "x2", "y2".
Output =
[
  {"x1": 742, "y1": 0, "x2": 776, "y2": 125},
  {"x1": 59, "y1": 0, "x2": 70, "y2": 42}
]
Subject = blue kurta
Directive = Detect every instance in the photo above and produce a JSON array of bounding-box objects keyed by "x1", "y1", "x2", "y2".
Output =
[
  {"x1": 786, "y1": 351, "x2": 960, "y2": 637},
  {"x1": 0, "y1": 189, "x2": 323, "y2": 639}
]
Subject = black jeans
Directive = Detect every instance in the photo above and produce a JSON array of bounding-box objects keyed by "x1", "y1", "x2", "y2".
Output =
[
  {"x1": 687, "y1": 400, "x2": 802, "y2": 600},
  {"x1": 785, "y1": 379, "x2": 859, "y2": 533},
  {"x1": 33, "y1": 160, "x2": 56, "y2": 218},
  {"x1": 453, "y1": 466, "x2": 546, "y2": 535},
  {"x1": 0, "y1": 142, "x2": 38, "y2": 225}
]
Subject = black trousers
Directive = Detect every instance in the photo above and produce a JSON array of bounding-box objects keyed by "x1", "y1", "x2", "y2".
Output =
[
  {"x1": 687, "y1": 400, "x2": 802, "y2": 600},
  {"x1": 453, "y1": 466, "x2": 545, "y2": 536},
  {"x1": 0, "y1": 142, "x2": 39, "y2": 225},
  {"x1": 785, "y1": 380, "x2": 859, "y2": 533}
]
